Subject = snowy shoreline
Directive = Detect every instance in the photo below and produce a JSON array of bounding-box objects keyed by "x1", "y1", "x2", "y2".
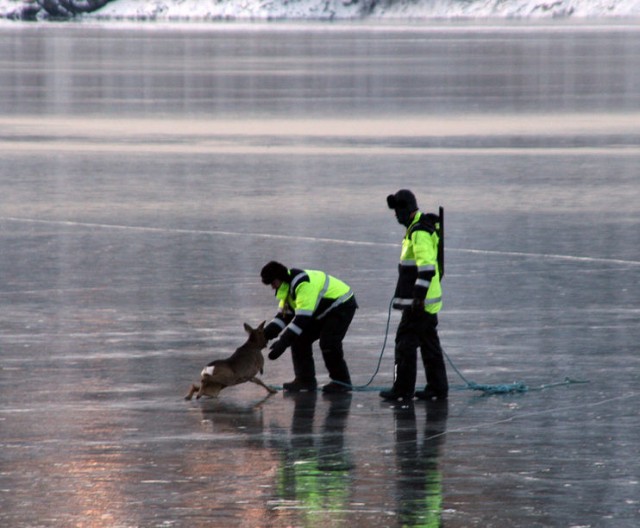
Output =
[{"x1": 1, "y1": 0, "x2": 640, "y2": 21}]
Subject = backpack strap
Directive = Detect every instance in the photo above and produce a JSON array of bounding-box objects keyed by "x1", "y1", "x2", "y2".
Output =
[
  {"x1": 408, "y1": 212, "x2": 437, "y2": 236},
  {"x1": 438, "y1": 206, "x2": 444, "y2": 279},
  {"x1": 408, "y1": 209, "x2": 444, "y2": 280}
]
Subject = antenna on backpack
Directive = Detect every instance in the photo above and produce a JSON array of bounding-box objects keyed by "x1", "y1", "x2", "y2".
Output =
[{"x1": 438, "y1": 206, "x2": 445, "y2": 279}]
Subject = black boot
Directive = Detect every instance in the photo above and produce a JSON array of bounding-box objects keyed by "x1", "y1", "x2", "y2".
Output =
[
  {"x1": 380, "y1": 355, "x2": 416, "y2": 401},
  {"x1": 283, "y1": 378, "x2": 318, "y2": 392},
  {"x1": 321, "y1": 348, "x2": 352, "y2": 393},
  {"x1": 415, "y1": 387, "x2": 448, "y2": 401},
  {"x1": 379, "y1": 389, "x2": 413, "y2": 401},
  {"x1": 287, "y1": 344, "x2": 317, "y2": 392},
  {"x1": 322, "y1": 381, "x2": 352, "y2": 393}
]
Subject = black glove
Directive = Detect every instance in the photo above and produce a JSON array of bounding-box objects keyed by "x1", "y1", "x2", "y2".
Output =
[
  {"x1": 268, "y1": 340, "x2": 287, "y2": 360},
  {"x1": 263, "y1": 322, "x2": 280, "y2": 341},
  {"x1": 411, "y1": 298, "x2": 425, "y2": 314}
]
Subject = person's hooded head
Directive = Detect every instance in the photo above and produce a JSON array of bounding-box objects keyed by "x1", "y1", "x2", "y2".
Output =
[
  {"x1": 387, "y1": 189, "x2": 418, "y2": 227},
  {"x1": 260, "y1": 261, "x2": 290, "y2": 287}
]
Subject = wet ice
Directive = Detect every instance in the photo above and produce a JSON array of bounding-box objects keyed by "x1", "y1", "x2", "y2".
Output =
[{"x1": 1, "y1": 22, "x2": 640, "y2": 528}]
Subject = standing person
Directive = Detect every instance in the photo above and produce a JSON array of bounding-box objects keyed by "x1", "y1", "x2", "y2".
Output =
[
  {"x1": 260, "y1": 261, "x2": 358, "y2": 393},
  {"x1": 380, "y1": 190, "x2": 449, "y2": 401}
]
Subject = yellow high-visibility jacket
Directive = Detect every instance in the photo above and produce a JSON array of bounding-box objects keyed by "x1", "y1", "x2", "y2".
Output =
[{"x1": 393, "y1": 211, "x2": 442, "y2": 314}]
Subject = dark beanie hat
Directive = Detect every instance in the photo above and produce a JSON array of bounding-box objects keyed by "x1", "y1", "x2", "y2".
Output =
[
  {"x1": 260, "y1": 261, "x2": 290, "y2": 284},
  {"x1": 386, "y1": 189, "x2": 418, "y2": 211}
]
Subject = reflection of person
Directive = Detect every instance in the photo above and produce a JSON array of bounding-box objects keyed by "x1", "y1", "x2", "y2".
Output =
[
  {"x1": 380, "y1": 190, "x2": 449, "y2": 401},
  {"x1": 392, "y1": 400, "x2": 448, "y2": 527},
  {"x1": 261, "y1": 261, "x2": 358, "y2": 393},
  {"x1": 317, "y1": 394, "x2": 354, "y2": 472},
  {"x1": 273, "y1": 392, "x2": 354, "y2": 518}
]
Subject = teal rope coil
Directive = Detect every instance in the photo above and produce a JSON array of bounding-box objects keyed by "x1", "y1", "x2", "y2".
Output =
[{"x1": 444, "y1": 349, "x2": 589, "y2": 394}]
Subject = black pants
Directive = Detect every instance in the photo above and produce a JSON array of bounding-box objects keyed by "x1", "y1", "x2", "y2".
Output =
[
  {"x1": 393, "y1": 309, "x2": 448, "y2": 396},
  {"x1": 290, "y1": 298, "x2": 357, "y2": 384}
]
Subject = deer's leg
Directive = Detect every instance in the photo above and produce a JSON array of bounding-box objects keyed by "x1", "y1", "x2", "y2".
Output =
[
  {"x1": 184, "y1": 384, "x2": 200, "y2": 401},
  {"x1": 250, "y1": 377, "x2": 278, "y2": 394}
]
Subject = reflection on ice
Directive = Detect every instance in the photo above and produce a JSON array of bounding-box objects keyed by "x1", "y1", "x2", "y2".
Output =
[{"x1": 1, "y1": 22, "x2": 640, "y2": 528}]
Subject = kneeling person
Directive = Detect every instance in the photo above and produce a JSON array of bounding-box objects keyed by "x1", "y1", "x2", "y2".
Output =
[{"x1": 260, "y1": 261, "x2": 358, "y2": 393}]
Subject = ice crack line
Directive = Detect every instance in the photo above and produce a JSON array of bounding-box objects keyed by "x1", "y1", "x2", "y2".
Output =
[{"x1": 3, "y1": 216, "x2": 640, "y2": 266}]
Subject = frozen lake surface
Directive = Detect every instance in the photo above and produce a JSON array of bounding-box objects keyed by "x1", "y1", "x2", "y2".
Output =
[{"x1": 1, "y1": 22, "x2": 639, "y2": 527}]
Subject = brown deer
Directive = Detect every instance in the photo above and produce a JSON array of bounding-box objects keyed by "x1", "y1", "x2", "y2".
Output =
[{"x1": 185, "y1": 322, "x2": 277, "y2": 400}]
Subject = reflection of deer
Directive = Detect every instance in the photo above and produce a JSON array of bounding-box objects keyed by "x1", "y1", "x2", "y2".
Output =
[{"x1": 185, "y1": 322, "x2": 277, "y2": 400}]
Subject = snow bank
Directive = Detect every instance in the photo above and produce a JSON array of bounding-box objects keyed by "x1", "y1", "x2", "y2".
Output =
[{"x1": 1, "y1": 0, "x2": 640, "y2": 20}]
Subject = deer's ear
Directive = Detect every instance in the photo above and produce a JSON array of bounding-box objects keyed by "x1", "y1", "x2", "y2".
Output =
[{"x1": 243, "y1": 322, "x2": 252, "y2": 334}]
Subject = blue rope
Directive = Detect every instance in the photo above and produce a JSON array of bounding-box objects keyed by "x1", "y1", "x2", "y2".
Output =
[
  {"x1": 444, "y1": 348, "x2": 589, "y2": 395},
  {"x1": 330, "y1": 297, "x2": 394, "y2": 392},
  {"x1": 270, "y1": 296, "x2": 590, "y2": 395},
  {"x1": 266, "y1": 298, "x2": 394, "y2": 393}
]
